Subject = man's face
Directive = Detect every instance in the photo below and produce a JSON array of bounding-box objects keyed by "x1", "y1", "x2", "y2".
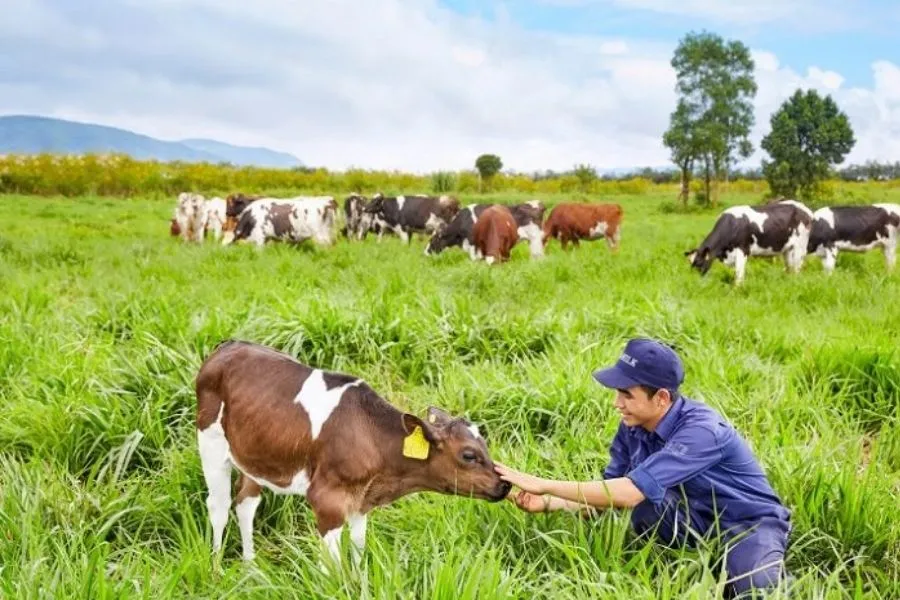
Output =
[{"x1": 613, "y1": 385, "x2": 670, "y2": 430}]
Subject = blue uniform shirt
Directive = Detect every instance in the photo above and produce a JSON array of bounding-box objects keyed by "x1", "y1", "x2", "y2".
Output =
[{"x1": 604, "y1": 395, "x2": 791, "y2": 531}]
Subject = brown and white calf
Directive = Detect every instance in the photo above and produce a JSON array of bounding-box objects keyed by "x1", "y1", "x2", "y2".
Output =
[
  {"x1": 542, "y1": 202, "x2": 623, "y2": 251},
  {"x1": 472, "y1": 204, "x2": 519, "y2": 264},
  {"x1": 195, "y1": 340, "x2": 510, "y2": 564}
]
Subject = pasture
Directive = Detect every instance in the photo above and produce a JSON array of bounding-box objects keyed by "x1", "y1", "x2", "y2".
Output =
[{"x1": 1, "y1": 189, "x2": 899, "y2": 598}]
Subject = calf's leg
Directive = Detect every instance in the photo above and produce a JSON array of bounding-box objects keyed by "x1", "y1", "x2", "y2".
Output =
[
  {"x1": 234, "y1": 475, "x2": 263, "y2": 560},
  {"x1": 308, "y1": 484, "x2": 366, "y2": 568},
  {"x1": 197, "y1": 418, "x2": 233, "y2": 554}
]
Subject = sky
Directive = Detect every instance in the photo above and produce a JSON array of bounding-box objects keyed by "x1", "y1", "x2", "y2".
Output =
[{"x1": 1, "y1": 0, "x2": 899, "y2": 173}]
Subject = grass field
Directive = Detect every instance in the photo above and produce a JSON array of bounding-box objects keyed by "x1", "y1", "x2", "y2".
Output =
[{"x1": 1, "y1": 189, "x2": 899, "y2": 599}]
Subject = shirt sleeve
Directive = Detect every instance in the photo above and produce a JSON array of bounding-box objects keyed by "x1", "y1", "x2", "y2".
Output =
[
  {"x1": 625, "y1": 423, "x2": 727, "y2": 504},
  {"x1": 603, "y1": 422, "x2": 631, "y2": 479}
]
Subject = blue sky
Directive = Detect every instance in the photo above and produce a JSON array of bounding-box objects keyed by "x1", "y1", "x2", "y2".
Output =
[
  {"x1": 1, "y1": 1, "x2": 898, "y2": 172},
  {"x1": 440, "y1": 0, "x2": 898, "y2": 89}
]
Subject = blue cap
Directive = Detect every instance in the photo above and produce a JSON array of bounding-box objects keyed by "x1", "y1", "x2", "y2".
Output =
[{"x1": 592, "y1": 338, "x2": 684, "y2": 391}]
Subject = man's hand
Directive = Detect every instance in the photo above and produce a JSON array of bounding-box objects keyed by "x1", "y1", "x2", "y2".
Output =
[
  {"x1": 494, "y1": 462, "x2": 548, "y2": 495},
  {"x1": 507, "y1": 490, "x2": 548, "y2": 513}
]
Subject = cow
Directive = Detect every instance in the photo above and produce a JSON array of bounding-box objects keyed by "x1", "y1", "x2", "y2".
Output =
[
  {"x1": 358, "y1": 193, "x2": 460, "y2": 243},
  {"x1": 472, "y1": 204, "x2": 519, "y2": 265},
  {"x1": 541, "y1": 202, "x2": 623, "y2": 252},
  {"x1": 808, "y1": 203, "x2": 900, "y2": 274},
  {"x1": 685, "y1": 199, "x2": 814, "y2": 285},
  {"x1": 341, "y1": 193, "x2": 368, "y2": 240},
  {"x1": 224, "y1": 196, "x2": 338, "y2": 248},
  {"x1": 174, "y1": 192, "x2": 207, "y2": 242},
  {"x1": 200, "y1": 197, "x2": 227, "y2": 243},
  {"x1": 425, "y1": 201, "x2": 546, "y2": 260},
  {"x1": 195, "y1": 340, "x2": 510, "y2": 566},
  {"x1": 222, "y1": 193, "x2": 261, "y2": 244}
]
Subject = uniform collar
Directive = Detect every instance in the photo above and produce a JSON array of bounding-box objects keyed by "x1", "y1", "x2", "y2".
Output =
[{"x1": 652, "y1": 396, "x2": 683, "y2": 442}]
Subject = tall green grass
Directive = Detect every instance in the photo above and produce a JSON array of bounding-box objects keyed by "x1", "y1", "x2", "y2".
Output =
[{"x1": 1, "y1": 190, "x2": 899, "y2": 598}]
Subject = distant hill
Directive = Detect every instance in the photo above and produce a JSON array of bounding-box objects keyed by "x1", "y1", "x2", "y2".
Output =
[{"x1": 0, "y1": 115, "x2": 303, "y2": 168}]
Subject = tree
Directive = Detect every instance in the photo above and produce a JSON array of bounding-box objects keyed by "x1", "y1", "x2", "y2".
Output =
[
  {"x1": 663, "y1": 30, "x2": 757, "y2": 206},
  {"x1": 761, "y1": 89, "x2": 856, "y2": 200},
  {"x1": 475, "y1": 154, "x2": 503, "y2": 192},
  {"x1": 573, "y1": 163, "x2": 597, "y2": 192}
]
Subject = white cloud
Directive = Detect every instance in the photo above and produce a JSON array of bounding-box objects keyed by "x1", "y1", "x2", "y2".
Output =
[{"x1": 0, "y1": 0, "x2": 897, "y2": 173}]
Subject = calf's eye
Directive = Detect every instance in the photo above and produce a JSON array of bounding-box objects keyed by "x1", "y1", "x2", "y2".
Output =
[{"x1": 461, "y1": 450, "x2": 478, "y2": 463}]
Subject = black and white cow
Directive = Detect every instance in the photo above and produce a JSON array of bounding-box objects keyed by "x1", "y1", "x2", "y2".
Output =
[
  {"x1": 808, "y1": 203, "x2": 900, "y2": 274},
  {"x1": 341, "y1": 194, "x2": 367, "y2": 239},
  {"x1": 424, "y1": 201, "x2": 546, "y2": 260},
  {"x1": 358, "y1": 193, "x2": 460, "y2": 243},
  {"x1": 225, "y1": 196, "x2": 338, "y2": 248},
  {"x1": 685, "y1": 199, "x2": 814, "y2": 285}
]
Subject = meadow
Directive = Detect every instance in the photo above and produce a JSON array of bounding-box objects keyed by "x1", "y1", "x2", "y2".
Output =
[{"x1": 1, "y1": 186, "x2": 899, "y2": 599}]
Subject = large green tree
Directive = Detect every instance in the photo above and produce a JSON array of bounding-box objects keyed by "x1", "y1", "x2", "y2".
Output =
[
  {"x1": 475, "y1": 154, "x2": 503, "y2": 192},
  {"x1": 761, "y1": 88, "x2": 856, "y2": 200},
  {"x1": 663, "y1": 30, "x2": 757, "y2": 206}
]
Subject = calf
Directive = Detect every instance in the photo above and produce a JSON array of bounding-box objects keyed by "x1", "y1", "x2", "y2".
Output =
[
  {"x1": 174, "y1": 192, "x2": 207, "y2": 242},
  {"x1": 224, "y1": 196, "x2": 338, "y2": 248},
  {"x1": 685, "y1": 199, "x2": 814, "y2": 285},
  {"x1": 359, "y1": 193, "x2": 460, "y2": 243},
  {"x1": 542, "y1": 202, "x2": 623, "y2": 251},
  {"x1": 425, "y1": 201, "x2": 546, "y2": 259},
  {"x1": 195, "y1": 340, "x2": 510, "y2": 565},
  {"x1": 808, "y1": 203, "x2": 900, "y2": 274},
  {"x1": 472, "y1": 204, "x2": 519, "y2": 264}
]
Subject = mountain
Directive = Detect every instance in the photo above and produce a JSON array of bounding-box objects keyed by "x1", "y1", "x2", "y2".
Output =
[
  {"x1": 179, "y1": 138, "x2": 302, "y2": 168},
  {"x1": 0, "y1": 115, "x2": 303, "y2": 168}
]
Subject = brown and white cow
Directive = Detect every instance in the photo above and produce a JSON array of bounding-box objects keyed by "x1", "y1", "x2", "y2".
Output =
[
  {"x1": 425, "y1": 201, "x2": 546, "y2": 260},
  {"x1": 174, "y1": 192, "x2": 207, "y2": 242},
  {"x1": 542, "y1": 202, "x2": 623, "y2": 251},
  {"x1": 222, "y1": 193, "x2": 261, "y2": 244},
  {"x1": 195, "y1": 340, "x2": 510, "y2": 565},
  {"x1": 224, "y1": 196, "x2": 338, "y2": 248},
  {"x1": 472, "y1": 204, "x2": 519, "y2": 264}
]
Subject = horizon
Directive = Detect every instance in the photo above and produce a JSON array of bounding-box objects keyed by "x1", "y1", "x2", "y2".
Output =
[{"x1": 2, "y1": 1, "x2": 898, "y2": 174}]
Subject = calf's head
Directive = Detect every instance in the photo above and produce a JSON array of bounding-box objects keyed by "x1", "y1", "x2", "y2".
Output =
[{"x1": 401, "y1": 406, "x2": 511, "y2": 502}]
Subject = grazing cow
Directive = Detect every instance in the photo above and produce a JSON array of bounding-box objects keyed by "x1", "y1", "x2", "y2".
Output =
[
  {"x1": 201, "y1": 197, "x2": 227, "y2": 242},
  {"x1": 359, "y1": 193, "x2": 460, "y2": 243},
  {"x1": 472, "y1": 204, "x2": 519, "y2": 265},
  {"x1": 174, "y1": 192, "x2": 207, "y2": 242},
  {"x1": 195, "y1": 340, "x2": 510, "y2": 565},
  {"x1": 808, "y1": 203, "x2": 900, "y2": 274},
  {"x1": 425, "y1": 201, "x2": 546, "y2": 259},
  {"x1": 223, "y1": 193, "x2": 261, "y2": 244},
  {"x1": 224, "y1": 196, "x2": 338, "y2": 248},
  {"x1": 341, "y1": 194, "x2": 368, "y2": 239},
  {"x1": 542, "y1": 202, "x2": 623, "y2": 252},
  {"x1": 685, "y1": 199, "x2": 814, "y2": 285}
]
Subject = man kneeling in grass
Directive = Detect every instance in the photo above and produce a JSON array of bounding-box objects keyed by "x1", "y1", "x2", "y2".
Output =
[{"x1": 495, "y1": 338, "x2": 792, "y2": 599}]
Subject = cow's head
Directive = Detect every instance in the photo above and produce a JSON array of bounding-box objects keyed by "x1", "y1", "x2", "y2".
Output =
[
  {"x1": 401, "y1": 406, "x2": 511, "y2": 502},
  {"x1": 424, "y1": 225, "x2": 452, "y2": 255},
  {"x1": 226, "y1": 193, "x2": 257, "y2": 218},
  {"x1": 686, "y1": 247, "x2": 713, "y2": 275}
]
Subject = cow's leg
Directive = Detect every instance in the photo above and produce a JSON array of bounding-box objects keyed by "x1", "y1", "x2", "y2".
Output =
[
  {"x1": 884, "y1": 237, "x2": 897, "y2": 271},
  {"x1": 308, "y1": 484, "x2": 361, "y2": 569},
  {"x1": 821, "y1": 247, "x2": 837, "y2": 275},
  {"x1": 396, "y1": 227, "x2": 410, "y2": 244},
  {"x1": 732, "y1": 250, "x2": 748, "y2": 285},
  {"x1": 197, "y1": 419, "x2": 233, "y2": 554},
  {"x1": 234, "y1": 474, "x2": 262, "y2": 561}
]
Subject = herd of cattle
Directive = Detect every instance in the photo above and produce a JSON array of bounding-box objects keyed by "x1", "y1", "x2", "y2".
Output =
[
  {"x1": 170, "y1": 191, "x2": 623, "y2": 264},
  {"x1": 170, "y1": 191, "x2": 900, "y2": 283}
]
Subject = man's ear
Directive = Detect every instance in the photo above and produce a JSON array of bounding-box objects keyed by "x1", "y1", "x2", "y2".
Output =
[
  {"x1": 654, "y1": 388, "x2": 672, "y2": 406},
  {"x1": 402, "y1": 413, "x2": 441, "y2": 444}
]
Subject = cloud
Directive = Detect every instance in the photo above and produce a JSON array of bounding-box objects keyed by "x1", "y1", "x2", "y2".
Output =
[{"x1": 0, "y1": 0, "x2": 897, "y2": 172}]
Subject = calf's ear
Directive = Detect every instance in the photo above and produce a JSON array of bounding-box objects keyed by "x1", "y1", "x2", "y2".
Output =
[{"x1": 402, "y1": 413, "x2": 442, "y2": 445}]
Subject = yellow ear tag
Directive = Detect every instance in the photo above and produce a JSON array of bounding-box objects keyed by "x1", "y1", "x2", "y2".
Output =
[{"x1": 403, "y1": 426, "x2": 430, "y2": 460}]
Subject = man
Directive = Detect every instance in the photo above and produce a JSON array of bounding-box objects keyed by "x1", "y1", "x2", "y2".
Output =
[{"x1": 494, "y1": 337, "x2": 792, "y2": 598}]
